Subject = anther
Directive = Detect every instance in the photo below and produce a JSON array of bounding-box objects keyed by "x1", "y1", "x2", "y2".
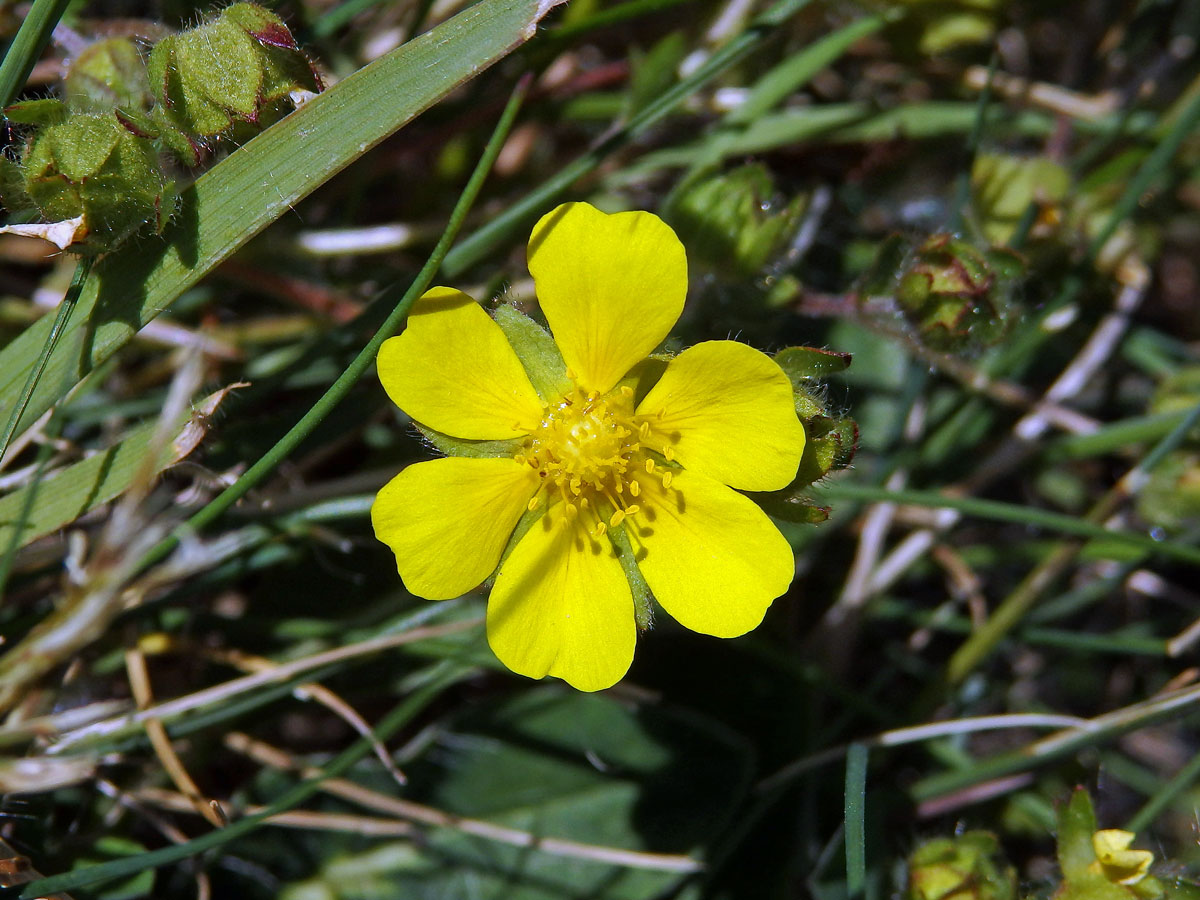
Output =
[
  {"x1": 624, "y1": 504, "x2": 640, "y2": 517},
  {"x1": 664, "y1": 446, "x2": 675, "y2": 461},
  {"x1": 629, "y1": 480, "x2": 640, "y2": 497},
  {"x1": 645, "y1": 459, "x2": 655, "y2": 474},
  {"x1": 661, "y1": 471, "x2": 673, "y2": 489},
  {"x1": 592, "y1": 522, "x2": 607, "y2": 538},
  {"x1": 620, "y1": 385, "x2": 634, "y2": 398},
  {"x1": 527, "y1": 496, "x2": 542, "y2": 511},
  {"x1": 609, "y1": 510, "x2": 626, "y2": 528}
]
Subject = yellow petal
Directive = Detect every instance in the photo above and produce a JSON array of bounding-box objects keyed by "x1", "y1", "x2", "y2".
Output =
[
  {"x1": 1093, "y1": 830, "x2": 1153, "y2": 885},
  {"x1": 632, "y1": 467, "x2": 794, "y2": 637},
  {"x1": 636, "y1": 341, "x2": 805, "y2": 491},
  {"x1": 528, "y1": 202, "x2": 686, "y2": 395},
  {"x1": 488, "y1": 506, "x2": 635, "y2": 691},
  {"x1": 372, "y1": 457, "x2": 539, "y2": 600},
  {"x1": 377, "y1": 287, "x2": 544, "y2": 440}
]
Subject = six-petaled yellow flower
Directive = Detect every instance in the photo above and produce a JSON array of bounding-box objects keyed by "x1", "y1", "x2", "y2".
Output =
[{"x1": 371, "y1": 202, "x2": 805, "y2": 691}]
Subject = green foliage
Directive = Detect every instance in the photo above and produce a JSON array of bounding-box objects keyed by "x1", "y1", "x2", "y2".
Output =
[{"x1": 2, "y1": 0, "x2": 1200, "y2": 898}]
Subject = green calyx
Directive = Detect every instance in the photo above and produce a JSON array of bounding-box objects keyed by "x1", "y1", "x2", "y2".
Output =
[
  {"x1": 895, "y1": 234, "x2": 1023, "y2": 353},
  {"x1": 755, "y1": 345, "x2": 858, "y2": 524},
  {"x1": 19, "y1": 111, "x2": 175, "y2": 251},
  {"x1": 147, "y1": 3, "x2": 322, "y2": 165}
]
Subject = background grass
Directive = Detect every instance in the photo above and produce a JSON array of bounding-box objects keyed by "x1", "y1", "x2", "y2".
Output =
[{"x1": 1, "y1": 0, "x2": 1199, "y2": 897}]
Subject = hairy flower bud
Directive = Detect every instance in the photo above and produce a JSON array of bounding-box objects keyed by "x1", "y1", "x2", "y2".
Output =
[
  {"x1": 147, "y1": 2, "x2": 321, "y2": 165},
  {"x1": 668, "y1": 164, "x2": 806, "y2": 281},
  {"x1": 64, "y1": 37, "x2": 153, "y2": 113},
  {"x1": 19, "y1": 111, "x2": 175, "y2": 250},
  {"x1": 896, "y1": 234, "x2": 1022, "y2": 352}
]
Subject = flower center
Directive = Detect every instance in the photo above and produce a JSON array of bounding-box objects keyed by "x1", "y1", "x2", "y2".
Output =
[{"x1": 517, "y1": 386, "x2": 669, "y2": 536}]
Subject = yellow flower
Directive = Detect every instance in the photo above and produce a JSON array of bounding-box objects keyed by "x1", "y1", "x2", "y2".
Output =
[
  {"x1": 1092, "y1": 830, "x2": 1153, "y2": 886},
  {"x1": 371, "y1": 202, "x2": 806, "y2": 691}
]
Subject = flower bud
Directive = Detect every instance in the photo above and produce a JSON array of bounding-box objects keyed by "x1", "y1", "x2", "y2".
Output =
[
  {"x1": 906, "y1": 832, "x2": 1017, "y2": 900},
  {"x1": 754, "y1": 346, "x2": 858, "y2": 523},
  {"x1": 147, "y1": 3, "x2": 320, "y2": 164},
  {"x1": 20, "y1": 111, "x2": 175, "y2": 251},
  {"x1": 667, "y1": 164, "x2": 806, "y2": 279},
  {"x1": 64, "y1": 37, "x2": 152, "y2": 113},
  {"x1": 895, "y1": 234, "x2": 1022, "y2": 352}
]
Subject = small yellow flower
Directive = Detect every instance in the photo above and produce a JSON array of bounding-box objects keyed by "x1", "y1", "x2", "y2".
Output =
[
  {"x1": 1092, "y1": 829, "x2": 1153, "y2": 886},
  {"x1": 371, "y1": 202, "x2": 806, "y2": 691}
]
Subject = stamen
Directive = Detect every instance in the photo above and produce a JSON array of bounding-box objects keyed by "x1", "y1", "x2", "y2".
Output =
[
  {"x1": 527, "y1": 495, "x2": 542, "y2": 511},
  {"x1": 644, "y1": 458, "x2": 655, "y2": 474},
  {"x1": 624, "y1": 504, "x2": 640, "y2": 517},
  {"x1": 609, "y1": 509, "x2": 626, "y2": 528},
  {"x1": 629, "y1": 480, "x2": 640, "y2": 497},
  {"x1": 663, "y1": 446, "x2": 675, "y2": 461},
  {"x1": 661, "y1": 470, "x2": 673, "y2": 489}
]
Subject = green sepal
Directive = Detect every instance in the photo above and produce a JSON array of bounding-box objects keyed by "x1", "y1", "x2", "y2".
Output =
[
  {"x1": 4, "y1": 98, "x2": 68, "y2": 125},
  {"x1": 794, "y1": 414, "x2": 858, "y2": 487},
  {"x1": 175, "y1": 16, "x2": 264, "y2": 124},
  {"x1": 607, "y1": 520, "x2": 654, "y2": 631},
  {"x1": 753, "y1": 493, "x2": 830, "y2": 524},
  {"x1": 48, "y1": 113, "x2": 121, "y2": 180},
  {"x1": 223, "y1": 2, "x2": 300, "y2": 48},
  {"x1": 0, "y1": 156, "x2": 33, "y2": 212},
  {"x1": 1056, "y1": 788, "x2": 1099, "y2": 881},
  {"x1": 414, "y1": 423, "x2": 523, "y2": 460},
  {"x1": 149, "y1": 106, "x2": 204, "y2": 166},
  {"x1": 616, "y1": 356, "x2": 669, "y2": 406},
  {"x1": 114, "y1": 107, "x2": 160, "y2": 139},
  {"x1": 22, "y1": 112, "x2": 175, "y2": 250},
  {"x1": 775, "y1": 345, "x2": 852, "y2": 381},
  {"x1": 64, "y1": 37, "x2": 152, "y2": 113},
  {"x1": 223, "y1": 2, "x2": 324, "y2": 97},
  {"x1": 492, "y1": 304, "x2": 570, "y2": 401}
]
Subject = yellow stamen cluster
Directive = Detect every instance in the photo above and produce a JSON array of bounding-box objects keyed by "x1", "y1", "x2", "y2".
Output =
[{"x1": 517, "y1": 385, "x2": 672, "y2": 536}]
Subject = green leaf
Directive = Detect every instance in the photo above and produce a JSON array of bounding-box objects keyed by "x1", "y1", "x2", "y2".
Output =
[
  {"x1": 281, "y1": 688, "x2": 749, "y2": 899},
  {"x1": 0, "y1": 0, "x2": 561, "y2": 443},
  {"x1": 0, "y1": 386, "x2": 235, "y2": 552}
]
